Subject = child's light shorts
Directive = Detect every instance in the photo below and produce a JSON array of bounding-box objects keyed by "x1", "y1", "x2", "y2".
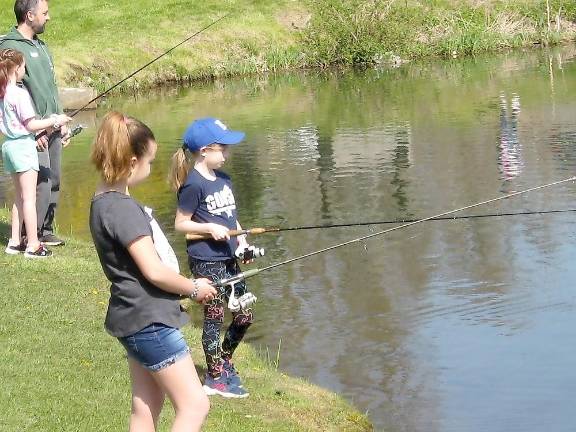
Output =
[{"x1": 2, "y1": 136, "x2": 39, "y2": 174}]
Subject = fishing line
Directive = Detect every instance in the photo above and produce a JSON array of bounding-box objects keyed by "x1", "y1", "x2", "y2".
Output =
[
  {"x1": 68, "y1": 13, "x2": 230, "y2": 117},
  {"x1": 186, "y1": 208, "x2": 576, "y2": 240},
  {"x1": 273, "y1": 208, "x2": 576, "y2": 230},
  {"x1": 215, "y1": 176, "x2": 576, "y2": 286}
]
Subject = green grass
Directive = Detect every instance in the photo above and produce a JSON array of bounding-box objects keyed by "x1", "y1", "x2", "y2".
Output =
[
  {"x1": 0, "y1": 0, "x2": 307, "y2": 92},
  {"x1": 0, "y1": 208, "x2": 372, "y2": 431},
  {"x1": 303, "y1": 0, "x2": 576, "y2": 66},
  {"x1": 0, "y1": 0, "x2": 574, "y2": 92}
]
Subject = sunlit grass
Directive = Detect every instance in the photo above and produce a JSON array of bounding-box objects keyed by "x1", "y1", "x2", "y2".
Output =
[
  {"x1": 0, "y1": 0, "x2": 306, "y2": 91},
  {"x1": 0, "y1": 207, "x2": 372, "y2": 431},
  {"x1": 1, "y1": 0, "x2": 574, "y2": 92},
  {"x1": 302, "y1": 0, "x2": 576, "y2": 66}
]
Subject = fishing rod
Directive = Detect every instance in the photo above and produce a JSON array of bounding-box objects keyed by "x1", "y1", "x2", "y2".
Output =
[
  {"x1": 68, "y1": 13, "x2": 231, "y2": 117},
  {"x1": 41, "y1": 14, "x2": 230, "y2": 142},
  {"x1": 186, "y1": 208, "x2": 576, "y2": 241},
  {"x1": 214, "y1": 177, "x2": 576, "y2": 288}
]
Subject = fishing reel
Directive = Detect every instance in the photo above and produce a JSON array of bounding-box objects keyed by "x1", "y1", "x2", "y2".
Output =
[
  {"x1": 228, "y1": 291, "x2": 257, "y2": 312},
  {"x1": 68, "y1": 124, "x2": 85, "y2": 138},
  {"x1": 226, "y1": 279, "x2": 257, "y2": 312},
  {"x1": 215, "y1": 270, "x2": 259, "y2": 312},
  {"x1": 235, "y1": 245, "x2": 265, "y2": 261},
  {"x1": 35, "y1": 123, "x2": 85, "y2": 141}
]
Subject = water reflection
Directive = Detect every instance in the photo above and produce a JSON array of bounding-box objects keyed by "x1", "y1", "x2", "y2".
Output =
[
  {"x1": 498, "y1": 92, "x2": 523, "y2": 182},
  {"x1": 3, "y1": 44, "x2": 576, "y2": 431}
]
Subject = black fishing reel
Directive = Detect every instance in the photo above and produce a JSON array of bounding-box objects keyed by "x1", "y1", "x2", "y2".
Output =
[
  {"x1": 35, "y1": 123, "x2": 85, "y2": 141},
  {"x1": 68, "y1": 124, "x2": 85, "y2": 138},
  {"x1": 235, "y1": 245, "x2": 265, "y2": 261}
]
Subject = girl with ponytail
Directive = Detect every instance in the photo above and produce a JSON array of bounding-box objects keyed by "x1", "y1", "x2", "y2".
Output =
[
  {"x1": 0, "y1": 48, "x2": 71, "y2": 257},
  {"x1": 169, "y1": 117, "x2": 255, "y2": 399},
  {"x1": 89, "y1": 111, "x2": 216, "y2": 432}
]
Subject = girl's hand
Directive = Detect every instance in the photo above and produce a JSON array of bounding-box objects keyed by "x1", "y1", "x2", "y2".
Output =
[
  {"x1": 235, "y1": 240, "x2": 255, "y2": 264},
  {"x1": 56, "y1": 114, "x2": 73, "y2": 125},
  {"x1": 193, "y1": 278, "x2": 217, "y2": 303},
  {"x1": 237, "y1": 234, "x2": 249, "y2": 250},
  {"x1": 208, "y1": 223, "x2": 230, "y2": 241}
]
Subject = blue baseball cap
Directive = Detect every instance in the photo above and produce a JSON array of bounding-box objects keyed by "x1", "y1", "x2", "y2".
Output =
[{"x1": 182, "y1": 117, "x2": 245, "y2": 152}]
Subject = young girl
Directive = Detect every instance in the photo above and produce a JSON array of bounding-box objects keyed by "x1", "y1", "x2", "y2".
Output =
[
  {"x1": 0, "y1": 48, "x2": 71, "y2": 257},
  {"x1": 169, "y1": 117, "x2": 254, "y2": 399},
  {"x1": 89, "y1": 111, "x2": 217, "y2": 432}
]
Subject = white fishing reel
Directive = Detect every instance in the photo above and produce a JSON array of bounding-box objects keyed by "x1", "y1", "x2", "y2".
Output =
[
  {"x1": 227, "y1": 280, "x2": 257, "y2": 312},
  {"x1": 235, "y1": 244, "x2": 265, "y2": 261}
]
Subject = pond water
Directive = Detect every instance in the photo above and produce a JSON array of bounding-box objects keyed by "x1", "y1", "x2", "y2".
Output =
[{"x1": 3, "y1": 44, "x2": 576, "y2": 431}]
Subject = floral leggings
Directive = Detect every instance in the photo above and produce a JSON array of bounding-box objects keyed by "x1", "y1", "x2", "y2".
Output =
[{"x1": 188, "y1": 257, "x2": 254, "y2": 378}]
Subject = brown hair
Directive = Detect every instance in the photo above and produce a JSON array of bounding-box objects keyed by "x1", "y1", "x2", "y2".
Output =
[
  {"x1": 168, "y1": 143, "x2": 223, "y2": 191},
  {"x1": 0, "y1": 49, "x2": 24, "y2": 98},
  {"x1": 14, "y1": 0, "x2": 43, "y2": 24},
  {"x1": 168, "y1": 147, "x2": 192, "y2": 191},
  {"x1": 91, "y1": 111, "x2": 155, "y2": 184}
]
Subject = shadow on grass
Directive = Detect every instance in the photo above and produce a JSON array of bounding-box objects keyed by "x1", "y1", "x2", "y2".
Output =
[
  {"x1": 195, "y1": 364, "x2": 209, "y2": 381},
  {"x1": 0, "y1": 219, "x2": 9, "y2": 243}
]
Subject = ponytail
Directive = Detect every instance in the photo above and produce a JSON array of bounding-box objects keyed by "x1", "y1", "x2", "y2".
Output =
[
  {"x1": 0, "y1": 49, "x2": 24, "y2": 98},
  {"x1": 168, "y1": 147, "x2": 192, "y2": 191},
  {"x1": 91, "y1": 111, "x2": 155, "y2": 183},
  {"x1": 0, "y1": 66, "x2": 9, "y2": 98}
]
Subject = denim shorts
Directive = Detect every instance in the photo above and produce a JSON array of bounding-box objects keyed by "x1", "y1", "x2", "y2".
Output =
[{"x1": 118, "y1": 323, "x2": 190, "y2": 372}]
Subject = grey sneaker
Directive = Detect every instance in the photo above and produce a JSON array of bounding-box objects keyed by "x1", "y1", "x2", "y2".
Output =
[
  {"x1": 203, "y1": 374, "x2": 249, "y2": 398},
  {"x1": 39, "y1": 234, "x2": 65, "y2": 246}
]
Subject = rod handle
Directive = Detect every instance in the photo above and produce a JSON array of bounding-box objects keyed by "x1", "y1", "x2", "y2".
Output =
[
  {"x1": 185, "y1": 229, "x2": 247, "y2": 241},
  {"x1": 246, "y1": 227, "x2": 272, "y2": 235},
  {"x1": 185, "y1": 226, "x2": 280, "y2": 241},
  {"x1": 215, "y1": 268, "x2": 261, "y2": 287}
]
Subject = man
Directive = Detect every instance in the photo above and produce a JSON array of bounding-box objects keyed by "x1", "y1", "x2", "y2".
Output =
[{"x1": 0, "y1": 0, "x2": 69, "y2": 246}]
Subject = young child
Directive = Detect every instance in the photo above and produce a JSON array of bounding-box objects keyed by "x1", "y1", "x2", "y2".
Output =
[
  {"x1": 89, "y1": 111, "x2": 217, "y2": 431},
  {"x1": 0, "y1": 48, "x2": 71, "y2": 257},
  {"x1": 169, "y1": 117, "x2": 254, "y2": 398}
]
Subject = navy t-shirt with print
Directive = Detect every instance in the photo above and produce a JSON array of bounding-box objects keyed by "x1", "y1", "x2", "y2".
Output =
[{"x1": 178, "y1": 169, "x2": 239, "y2": 260}]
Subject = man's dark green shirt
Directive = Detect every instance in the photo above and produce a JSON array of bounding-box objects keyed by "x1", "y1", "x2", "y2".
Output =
[{"x1": 0, "y1": 27, "x2": 62, "y2": 117}]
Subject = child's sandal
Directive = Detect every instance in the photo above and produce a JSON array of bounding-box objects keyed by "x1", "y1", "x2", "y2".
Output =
[{"x1": 24, "y1": 244, "x2": 52, "y2": 258}]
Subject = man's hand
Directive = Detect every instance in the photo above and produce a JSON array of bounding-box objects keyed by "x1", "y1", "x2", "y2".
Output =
[
  {"x1": 35, "y1": 131, "x2": 49, "y2": 151},
  {"x1": 60, "y1": 124, "x2": 71, "y2": 148}
]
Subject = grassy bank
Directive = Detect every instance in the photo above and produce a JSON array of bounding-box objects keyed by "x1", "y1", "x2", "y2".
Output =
[
  {"x1": 0, "y1": 0, "x2": 574, "y2": 93},
  {"x1": 0, "y1": 208, "x2": 372, "y2": 431},
  {"x1": 303, "y1": 0, "x2": 576, "y2": 66}
]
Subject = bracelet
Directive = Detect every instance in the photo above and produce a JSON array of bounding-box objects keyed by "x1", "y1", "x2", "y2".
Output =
[
  {"x1": 189, "y1": 279, "x2": 199, "y2": 299},
  {"x1": 50, "y1": 114, "x2": 60, "y2": 130}
]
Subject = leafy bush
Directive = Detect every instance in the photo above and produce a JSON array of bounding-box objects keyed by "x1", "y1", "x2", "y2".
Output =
[
  {"x1": 302, "y1": 0, "x2": 576, "y2": 67},
  {"x1": 301, "y1": 0, "x2": 425, "y2": 66}
]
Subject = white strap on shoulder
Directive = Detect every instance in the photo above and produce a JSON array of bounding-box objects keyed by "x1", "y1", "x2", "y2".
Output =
[{"x1": 144, "y1": 206, "x2": 180, "y2": 273}]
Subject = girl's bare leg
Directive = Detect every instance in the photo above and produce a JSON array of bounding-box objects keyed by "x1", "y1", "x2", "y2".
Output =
[
  {"x1": 152, "y1": 353, "x2": 210, "y2": 432},
  {"x1": 14, "y1": 170, "x2": 40, "y2": 249},
  {"x1": 128, "y1": 358, "x2": 166, "y2": 432},
  {"x1": 9, "y1": 201, "x2": 21, "y2": 246}
]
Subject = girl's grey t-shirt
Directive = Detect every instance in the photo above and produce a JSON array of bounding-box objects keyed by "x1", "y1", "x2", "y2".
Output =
[{"x1": 89, "y1": 191, "x2": 189, "y2": 337}]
